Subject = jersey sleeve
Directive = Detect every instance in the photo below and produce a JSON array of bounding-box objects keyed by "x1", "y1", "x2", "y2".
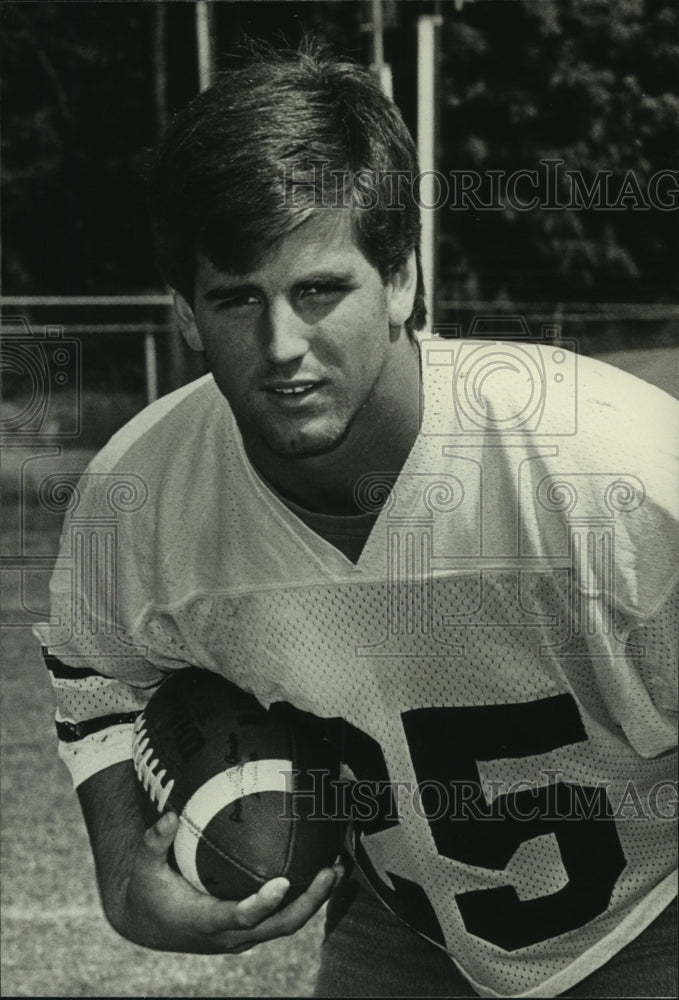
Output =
[
  {"x1": 32, "y1": 449, "x2": 171, "y2": 788},
  {"x1": 32, "y1": 378, "x2": 237, "y2": 788},
  {"x1": 622, "y1": 577, "x2": 679, "y2": 755},
  {"x1": 39, "y1": 645, "x2": 161, "y2": 788}
]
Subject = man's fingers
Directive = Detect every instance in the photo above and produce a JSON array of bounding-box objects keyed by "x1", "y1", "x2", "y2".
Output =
[
  {"x1": 212, "y1": 866, "x2": 341, "y2": 942},
  {"x1": 142, "y1": 810, "x2": 178, "y2": 858},
  {"x1": 131, "y1": 835, "x2": 345, "y2": 953},
  {"x1": 248, "y1": 866, "x2": 339, "y2": 937},
  {"x1": 280, "y1": 867, "x2": 339, "y2": 922},
  {"x1": 234, "y1": 877, "x2": 290, "y2": 928}
]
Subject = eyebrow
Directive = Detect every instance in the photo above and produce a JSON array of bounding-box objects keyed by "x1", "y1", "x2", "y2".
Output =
[
  {"x1": 202, "y1": 282, "x2": 259, "y2": 303},
  {"x1": 201, "y1": 268, "x2": 357, "y2": 303}
]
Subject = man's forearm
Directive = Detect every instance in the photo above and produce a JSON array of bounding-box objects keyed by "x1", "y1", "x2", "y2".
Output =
[{"x1": 77, "y1": 759, "x2": 146, "y2": 930}]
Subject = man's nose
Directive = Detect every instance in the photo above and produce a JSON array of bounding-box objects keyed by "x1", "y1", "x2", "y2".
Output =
[{"x1": 264, "y1": 298, "x2": 310, "y2": 366}]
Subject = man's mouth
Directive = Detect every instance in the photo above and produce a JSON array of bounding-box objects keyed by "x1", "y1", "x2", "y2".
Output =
[
  {"x1": 272, "y1": 384, "x2": 314, "y2": 395},
  {"x1": 263, "y1": 380, "x2": 323, "y2": 398}
]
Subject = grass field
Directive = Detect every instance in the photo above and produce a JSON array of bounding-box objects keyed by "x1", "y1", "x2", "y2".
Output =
[
  {"x1": 1, "y1": 448, "x2": 325, "y2": 997},
  {"x1": 1, "y1": 345, "x2": 676, "y2": 997}
]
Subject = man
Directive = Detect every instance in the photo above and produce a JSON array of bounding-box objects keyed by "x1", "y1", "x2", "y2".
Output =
[{"x1": 35, "y1": 44, "x2": 677, "y2": 997}]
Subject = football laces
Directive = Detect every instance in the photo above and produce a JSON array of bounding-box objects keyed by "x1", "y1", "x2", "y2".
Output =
[{"x1": 132, "y1": 714, "x2": 176, "y2": 812}]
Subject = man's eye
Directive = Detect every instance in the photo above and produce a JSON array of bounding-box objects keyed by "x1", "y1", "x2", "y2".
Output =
[
  {"x1": 299, "y1": 283, "x2": 346, "y2": 299},
  {"x1": 217, "y1": 294, "x2": 260, "y2": 310}
]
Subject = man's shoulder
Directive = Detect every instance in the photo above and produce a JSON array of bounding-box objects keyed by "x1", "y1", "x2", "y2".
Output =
[
  {"x1": 418, "y1": 334, "x2": 678, "y2": 448},
  {"x1": 87, "y1": 374, "x2": 226, "y2": 476}
]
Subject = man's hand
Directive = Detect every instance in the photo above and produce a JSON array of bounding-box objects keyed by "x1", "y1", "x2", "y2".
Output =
[
  {"x1": 78, "y1": 760, "x2": 342, "y2": 953},
  {"x1": 122, "y1": 810, "x2": 342, "y2": 953}
]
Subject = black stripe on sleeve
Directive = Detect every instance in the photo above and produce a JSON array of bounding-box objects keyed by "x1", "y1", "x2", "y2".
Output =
[
  {"x1": 42, "y1": 647, "x2": 102, "y2": 681},
  {"x1": 56, "y1": 712, "x2": 141, "y2": 744}
]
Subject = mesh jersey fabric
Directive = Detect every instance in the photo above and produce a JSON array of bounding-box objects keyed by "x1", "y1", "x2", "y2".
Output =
[{"x1": 34, "y1": 337, "x2": 678, "y2": 997}]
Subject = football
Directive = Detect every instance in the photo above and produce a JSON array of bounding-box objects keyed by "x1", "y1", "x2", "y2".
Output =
[{"x1": 132, "y1": 667, "x2": 347, "y2": 902}]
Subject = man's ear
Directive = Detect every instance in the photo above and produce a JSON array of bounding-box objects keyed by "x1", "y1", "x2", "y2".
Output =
[
  {"x1": 387, "y1": 251, "x2": 418, "y2": 329},
  {"x1": 173, "y1": 290, "x2": 204, "y2": 352}
]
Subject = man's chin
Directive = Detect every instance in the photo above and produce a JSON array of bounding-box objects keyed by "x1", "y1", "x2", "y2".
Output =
[
  {"x1": 267, "y1": 434, "x2": 346, "y2": 461},
  {"x1": 264, "y1": 421, "x2": 353, "y2": 461}
]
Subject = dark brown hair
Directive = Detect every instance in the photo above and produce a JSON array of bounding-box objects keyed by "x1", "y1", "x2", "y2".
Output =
[{"x1": 150, "y1": 41, "x2": 426, "y2": 333}]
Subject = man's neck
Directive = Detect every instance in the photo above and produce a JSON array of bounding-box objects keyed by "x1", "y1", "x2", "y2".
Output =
[{"x1": 247, "y1": 335, "x2": 422, "y2": 517}]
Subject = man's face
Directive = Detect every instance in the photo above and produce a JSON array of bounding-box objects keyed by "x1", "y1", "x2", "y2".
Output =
[{"x1": 176, "y1": 213, "x2": 415, "y2": 464}]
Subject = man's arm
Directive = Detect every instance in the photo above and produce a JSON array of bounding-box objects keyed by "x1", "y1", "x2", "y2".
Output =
[{"x1": 78, "y1": 759, "x2": 342, "y2": 954}]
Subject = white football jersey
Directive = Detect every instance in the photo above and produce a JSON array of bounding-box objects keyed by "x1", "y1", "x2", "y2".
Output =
[{"x1": 35, "y1": 337, "x2": 678, "y2": 997}]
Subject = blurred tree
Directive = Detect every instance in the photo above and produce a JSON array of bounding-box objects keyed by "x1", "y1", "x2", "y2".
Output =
[
  {"x1": 1, "y1": 2, "x2": 160, "y2": 294},
  {"x1": 0, "y1": 1, "x2": 363, "y2": 296},
  {"x1": 2, "y1": 0, "x2": 677, "y2": 306},
  {"x1": 438, "y1": 0, "x2": 679, "y2": 303}
]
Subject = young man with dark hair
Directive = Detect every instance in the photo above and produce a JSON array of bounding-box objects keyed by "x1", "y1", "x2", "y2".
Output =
[
  {"x1": 36, "y1": 44, "x2": 677, "y2": 997},
  {"x1": 150, "y1": 44, "x2": 427, "y2": 336}
]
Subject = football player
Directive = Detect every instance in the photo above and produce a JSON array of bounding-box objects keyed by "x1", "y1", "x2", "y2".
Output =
[{"x1": 35, "y1": 43, "x2": 677, "y2": 997}]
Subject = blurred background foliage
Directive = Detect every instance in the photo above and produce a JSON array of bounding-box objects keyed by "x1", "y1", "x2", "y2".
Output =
[
  {"x1": 439, "y1": 0, "x2": 679, "y2": 303},
  {"x1": 2, "y1": 0, "x2": 678, "y2": 304}
]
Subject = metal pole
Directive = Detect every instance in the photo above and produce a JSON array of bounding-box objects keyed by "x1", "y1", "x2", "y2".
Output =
[
  {"x1": 153, "y1": 3, "x2": 184, "y2": 390},
  {"x1": 417, "y1": 14, "x2": 440, "y2": 329},
  {"x1": 372, "y1": 0, "x2": 384, "y2": 67},
  {"x1": 196, "y1": 1, "x2": 216, "y2": 92},
  {"x1": 153, "y1": 3, "x2": 168, "y2": 135},
  {"x1": 371, "y1": 0, "x2": 393, "y2": 97},
  {"x1": 144, "y1": 328, "x2": 159, "y2": 404}
]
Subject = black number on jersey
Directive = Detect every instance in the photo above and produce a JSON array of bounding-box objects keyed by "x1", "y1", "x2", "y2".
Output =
[
  {"x1": 403, "y1": 695, "x2": 627, "y2": 950},
  {"x1": 274, "y1": 694, "x2": 626, "y2": 952}
]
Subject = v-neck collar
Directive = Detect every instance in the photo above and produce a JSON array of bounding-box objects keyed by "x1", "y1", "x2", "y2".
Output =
[
  {"x1": 225, "y1": 335, "x2": 431, "y2": 575},
  {"x1": 230, "y1": 408, "x2": 427, "y2": 577}
]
